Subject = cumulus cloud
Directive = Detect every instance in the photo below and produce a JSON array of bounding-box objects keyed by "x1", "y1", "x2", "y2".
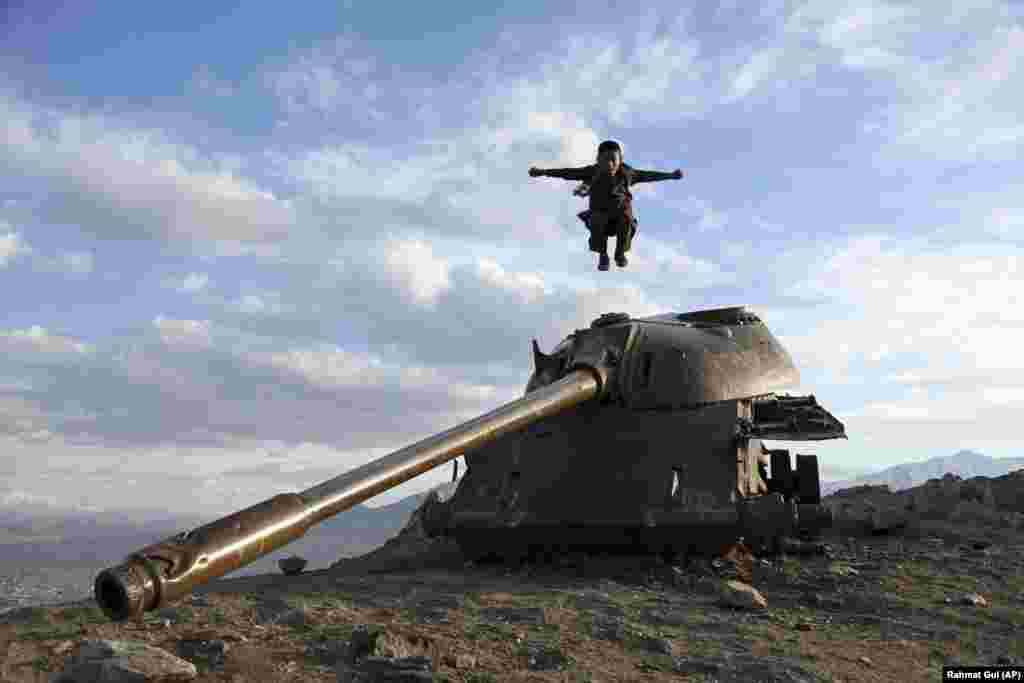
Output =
[
  {"x1": 175, "y1": 272, "x2": 211, "y2": 293},
  {"x1": 0, "y1": 326, "x2": 92, "y2": 356},
  {"x1": 0, "y1": 94, "x2": 296, "y2": 243},
  {"x1": 0, "y1": 229, "x2": 29, "y2": 267},
  {"x1": 778, "y1": 232, "x2": 1024, "y2": 444},
  {"x1": 380, "y1": 238, "x2": 451, "y2": 306},
  {"x1": 153, "y1": 316, "x2": 213, "y2": 351}
]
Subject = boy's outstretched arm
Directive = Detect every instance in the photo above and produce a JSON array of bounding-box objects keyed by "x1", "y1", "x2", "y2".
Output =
[
  {"x1": 631, "y1": 168, "x2": 684, "y2": 183},
  {"x1": 528, "y1": 166, "x2": 593, "y2": 181}
]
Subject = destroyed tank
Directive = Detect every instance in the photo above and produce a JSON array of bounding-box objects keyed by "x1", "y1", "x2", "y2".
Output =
[
  {"x1": 94, "y1": 306, "x2": 845, "y2": 621},
  {"x1": 422, "y1": 307, "x2": 845, "y2": 559}
]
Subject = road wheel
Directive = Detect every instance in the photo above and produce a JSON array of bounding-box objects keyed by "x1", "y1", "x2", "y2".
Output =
[
  {"x1": 770, "y1": 450, "x2": 793, "y2": 498},
  {"x1": 796, "y1": 453, "x2": 821, "y2": 504}
]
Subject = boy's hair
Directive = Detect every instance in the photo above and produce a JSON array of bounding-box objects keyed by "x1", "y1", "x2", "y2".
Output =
[{"x1": 597, "y1": 140, "x2": 622, "y2": 157}]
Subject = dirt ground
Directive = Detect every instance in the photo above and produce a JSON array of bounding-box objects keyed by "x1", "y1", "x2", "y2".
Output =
[{"x1": 2, "y1": 522, "x2": 1022, "y2": 682}]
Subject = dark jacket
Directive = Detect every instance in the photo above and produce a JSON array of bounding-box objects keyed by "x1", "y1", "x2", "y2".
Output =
[{"x1": 540, "y1": 163, "x2": 677, "y2": 213}]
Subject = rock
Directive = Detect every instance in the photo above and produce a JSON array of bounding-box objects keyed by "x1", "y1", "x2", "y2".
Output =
[
  {"x1": 3, "y1": 640, "x2": 52, "y2": 683},
  {"x1": 346, "y1": 625, "x2": 380, "y2": 665},
  {"x1": 0, "y1": 606, "x2": 48, "y2": 624},
  {"x1": 719, "y1": 580, "x2": 768, "y2": 610},
  {"x1": 185, "y1": 595, "x2": 209, "y2": 608},
  {"x1": 717, "y1": 542, "x2": 753, "y2": 584},
  {"x1": 175, "y1": 639, "x2": 227, "y2": 671},
  {"x1": 155, "y1": 607, "x2": 184, "y2": 624},
  {"x1": 306, "y1": 641, "x2": 347, "y2": 666},
  {"x1": 779, "y1": 537, "x2": 831, "y2": 555},
  {"x1": 411, "y1": 607, "x2": 449, "y2": 624},
  {"x1": 796, "y1": 622, "x2": 814, "y2": 631},
  {"x1": 672, "y1": 654, "x2": 818, "y2": 683},
  {"x1": 636, "y1": 636, "x2": 673, "y2": 655},
  {"x1": 639, "y1": 607, "x2": 690, "y2": 627},
  {"x1": 522, "y1": 641, "x2": 570, "y2": 671},
  {"x1": 806, "y1": 593, "x2": 845, "y2": 610},
  {"x1": 478, "y1": 606, "x2": 545, "y2": 625},
  {"x1": 960, "y1": 593, "x2": 989, "y2": 608},
  {"x1": 253, "y1": 597, "x2": 306, "y2": 626},
  {"x1": 337, "y1": 655, "x2": 433, "y2": 683},
  {"x1": 589, "y1": 615, "x2": 627, "y2": 641},
  {"x1": 278, "y1": 556, "x2": 308, "y2": 576},
  {"x1": 454, "y1": 654, "x2": 477, "y2": 669},
  {"x1": 51, "y1": 639, "x2": 196, "y2": 682},
  {"x1": 859, "y1": 656, "x2": 873, "y2": 666}
]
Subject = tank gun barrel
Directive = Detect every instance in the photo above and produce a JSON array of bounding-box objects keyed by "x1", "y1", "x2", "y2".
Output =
[{"x1": 94, "y1": 369, "x2": 601, "y2": 621}]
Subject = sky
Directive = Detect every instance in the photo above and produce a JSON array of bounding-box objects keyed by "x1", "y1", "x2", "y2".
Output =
[{"x1": 1, "y1": 0, "x2": 1023, "y2": 518}]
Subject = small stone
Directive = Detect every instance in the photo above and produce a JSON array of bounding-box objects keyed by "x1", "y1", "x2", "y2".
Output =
[
  {"x1": 346, "y1": 624, "x2": 379, "y2": 664},
  {"x1": 176, "y1": 638, "x2": 228, "y2": 671},
  {"x1": 796, "y1": 622, "x2": 814, "y2": 631},
  {"x1": 454, "y1": 653, "x2": 477, "y2": 669},
  {"x1": 719, "y1": 580, "x2": 768, "y2": 610},
  {"x1": 0, "y1": 606, "x2": 48, "y2": 624},
  {"x1": 961, "y1": 593, "x2": 989, "y2": 607},
  {"x1": 523, "y1": 641, "x2": 570, "y2": 671},
  {"x1": 590, "y1": 615, "x2": 627, "y2": 641},
  {"x1": 859, "y1": 656, "x2": 872, "y2": 666},
  {"x1": 637, "y1": 636, "x2": 674, "y2": 655},
  {"x1": 254, "y1": 598, "x2": 307, "y2": 626},
  {"x1": 155, "y1": 607, "x2": 184, "y2": 625},
  {"x1": 278, "y1": 556, "x2": 308, "y2": 576},
  {"x1": 479, "y1": 607, "x2": 545, "y2": 626}
]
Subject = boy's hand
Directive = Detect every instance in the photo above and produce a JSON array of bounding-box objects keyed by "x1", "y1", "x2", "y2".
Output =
[
  {"x1": 528, "y1": 167, "x2": 543, "y2": 177},
  {"x1": 672, "y1": 169, "x2": 684, "y2": 179}
]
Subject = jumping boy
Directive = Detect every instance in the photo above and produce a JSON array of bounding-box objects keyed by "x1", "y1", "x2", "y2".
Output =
[{"x1": 529, "y1": 140, "x2": 683, "y2": 270}]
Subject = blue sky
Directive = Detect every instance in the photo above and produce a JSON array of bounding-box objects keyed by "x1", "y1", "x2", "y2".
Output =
[{"x1": 1, "y1": 1, "x2": 1023, "y2": 515}]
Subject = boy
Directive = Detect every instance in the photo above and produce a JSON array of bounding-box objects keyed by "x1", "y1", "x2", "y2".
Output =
[{"x1": 529, "y1": 140, "x2": 683, "y2": 270}]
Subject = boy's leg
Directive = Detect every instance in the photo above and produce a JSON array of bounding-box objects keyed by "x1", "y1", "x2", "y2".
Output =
[{"x1": 612, "y1": 217, "x2": 629, "y2": 267}]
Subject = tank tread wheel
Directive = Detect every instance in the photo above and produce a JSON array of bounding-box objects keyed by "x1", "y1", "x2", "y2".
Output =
[
  {"x1": 770, "y1": 450, "x2": 793, "y2": 498},
  {"x1": 795, "y1": 453, "x2": 821, "y2": 505}
]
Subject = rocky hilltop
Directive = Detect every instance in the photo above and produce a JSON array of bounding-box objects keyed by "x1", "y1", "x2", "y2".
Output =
[{"x1": 2, "y1": 470, "x2": 1022, "y2": 682}]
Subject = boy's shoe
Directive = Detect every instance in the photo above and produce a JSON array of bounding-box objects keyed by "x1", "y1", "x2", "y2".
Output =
[
  {"x1": 598, "y1": 253, "x2": 610, "y2": 271},
  {"x1": 615, "y1": 253, "x2": 628, "y2": 267}
]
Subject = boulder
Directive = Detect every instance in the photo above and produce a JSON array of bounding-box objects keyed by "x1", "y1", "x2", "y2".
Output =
[
  {"x1": 50, "y1": 639, "x2": 197, "y2": 682},
  {"x1": 337, "y1": 655, "x2": 434, "y2": 683},
  {"x1": 253, "y1": 597, "x2": 306, "y2": 627},
  {"x1": 718, "y1": 580, "x2": 768, "y2": 610},
  {"x1": 278, "y1": 556, "x2": 308, "y2": 576}
]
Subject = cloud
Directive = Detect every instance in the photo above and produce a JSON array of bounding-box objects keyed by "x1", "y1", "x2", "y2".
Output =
[
  {"x1": 33, "y1": 249, "x2": 94, "y2": 277},
  {"x1": 173, "y1": 272, "x2": 211, "y2": 293},
  {"x1": 776, "y1": 232, "x2": 1024, "y2": 445},
  {"x1": 476, "y1": 258, "x2": 548, "y2": 304},
  {"x1": 0, "y1": 326, "x2": 92, "y2": 357},
  {"x1": 0, "y1": 93, "x2": 296, "y2": 244},
  {"x1": 153, "y1": 316, "x2": 213, "y2": 351},
  {"x1": 379, "y1": 238, "x2": 451, "y2": 306},
  {"x1": 0, "y1": 229, "x2": 29, "y2": 267}
]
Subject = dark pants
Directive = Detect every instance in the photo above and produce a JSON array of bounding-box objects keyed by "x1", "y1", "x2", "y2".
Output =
[{"x1": 580, "y1": 210, "x2": 637, "y2": 256}]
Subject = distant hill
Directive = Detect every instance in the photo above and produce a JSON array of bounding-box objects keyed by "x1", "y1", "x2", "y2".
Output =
[
  {"x1": 0, "y1": 480, "x2": 460, "y2": 580},
  {"x1": 822, "y1": 450, "x2": 1024, "y2": 495}
]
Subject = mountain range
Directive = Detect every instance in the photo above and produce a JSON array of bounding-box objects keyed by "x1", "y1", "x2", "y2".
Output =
[{"x1": 820, "y1": 450, "x2": 1024, "y2": 495}]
